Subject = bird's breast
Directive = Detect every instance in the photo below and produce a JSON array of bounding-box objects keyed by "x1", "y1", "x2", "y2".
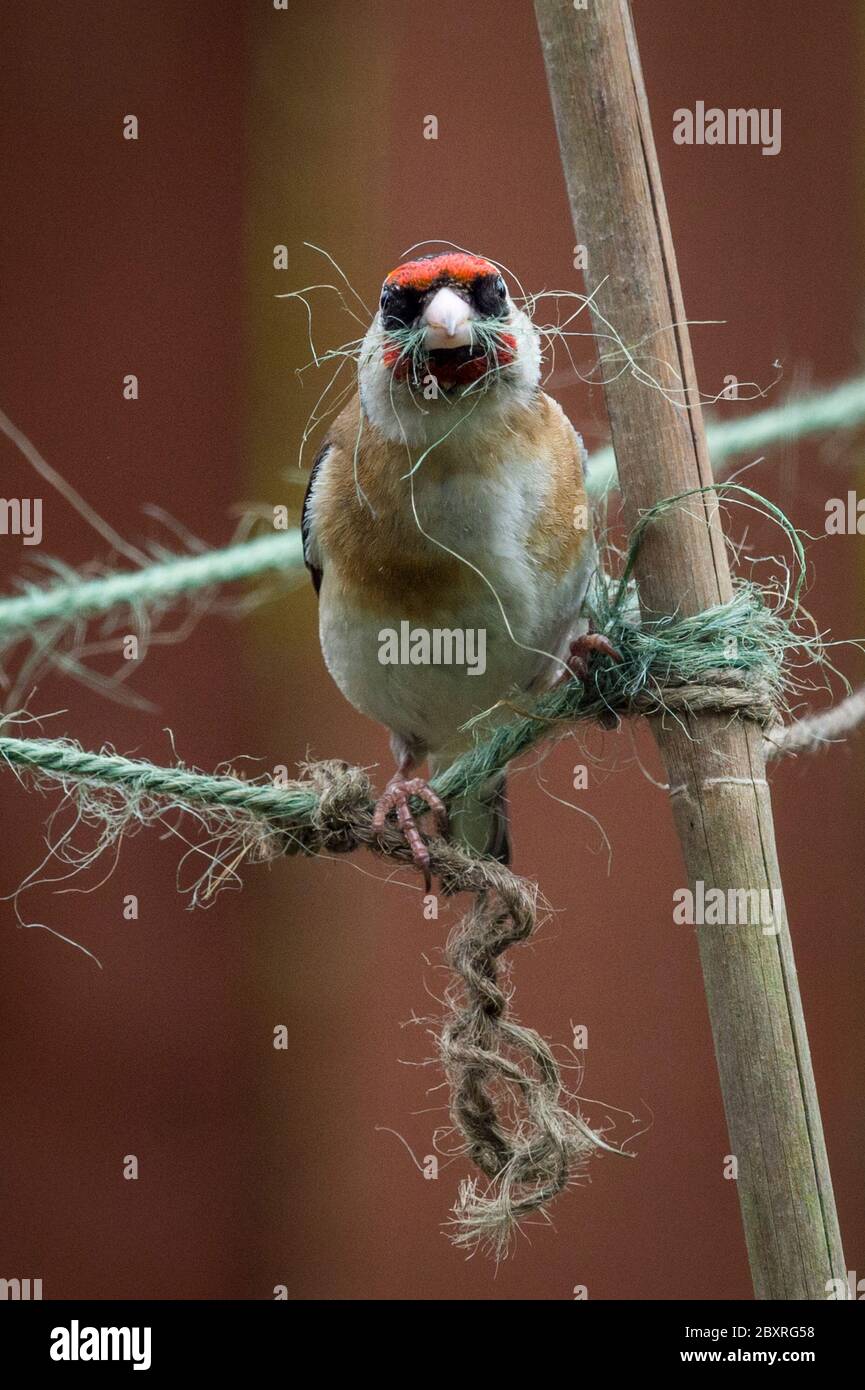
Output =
[
  {"x1": 308, "y1": 391, "x2": 593, "y2": 750},
  {"x1": 320, "y1": 449, "x2": 547, "y2": 620}
]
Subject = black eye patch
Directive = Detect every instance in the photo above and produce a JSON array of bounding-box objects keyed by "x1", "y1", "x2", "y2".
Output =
[
  {"x1": 471, "y1": 273, "x2": 508, "y2": 318},
  {"x1": 380, "y1": 284, "x2": 420, "y2": 331}
]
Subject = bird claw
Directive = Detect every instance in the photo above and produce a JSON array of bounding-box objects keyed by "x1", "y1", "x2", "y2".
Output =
[
  {"x1": 558, "y1": 631, "x2": 622, "y2": 686},
  {"x1": 372, "y1": 777, "x2": 448, "y2": 892}
]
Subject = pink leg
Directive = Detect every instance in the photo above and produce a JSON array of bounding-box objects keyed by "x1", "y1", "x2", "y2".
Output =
[{"x1": 372, "y1": 758, "x2": 448, "y2": 892}]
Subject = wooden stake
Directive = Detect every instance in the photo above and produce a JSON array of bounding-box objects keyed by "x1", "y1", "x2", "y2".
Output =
[{"x1": 534, "y1": 0, "x2": 846, "y2": 1299}]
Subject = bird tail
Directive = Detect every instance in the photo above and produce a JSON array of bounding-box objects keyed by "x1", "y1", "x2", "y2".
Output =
[{"x1": 443, "y1": 771, "x2": 511, "y2": 865}]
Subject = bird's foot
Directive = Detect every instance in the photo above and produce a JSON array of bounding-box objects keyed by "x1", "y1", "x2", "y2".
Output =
[
  {"x1": 372, "y1": 777, "x2": 448, "y2": 892},
  {"x1": 557, "y1": 630, "x2": 623, "y2": 687}
]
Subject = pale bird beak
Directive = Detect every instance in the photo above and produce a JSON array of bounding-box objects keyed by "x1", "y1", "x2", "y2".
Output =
[{"x1": 422, "y1": 286, "x2": 473, "y2": 350}]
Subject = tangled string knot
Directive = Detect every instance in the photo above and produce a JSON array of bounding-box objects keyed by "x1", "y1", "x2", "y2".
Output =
[
  {"x1": 300, "y1": 759, "x2": 374, "y2": 854},
  {"x1": 279, "y1": 758, "x2": 617, "y2": 1254},
  {"x1": 440, "y1": 877, "x2": 613, "y2": 1253}
]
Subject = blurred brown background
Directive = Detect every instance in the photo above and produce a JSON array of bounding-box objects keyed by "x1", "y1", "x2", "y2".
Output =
[{"x1": 0, "y1": 0, "x2": 862, "y2": 1300}]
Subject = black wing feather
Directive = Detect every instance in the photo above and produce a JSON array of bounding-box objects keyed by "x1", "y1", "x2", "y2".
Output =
[{"x1": 301, "y1": 441, "x2": 330, "y2": 595}]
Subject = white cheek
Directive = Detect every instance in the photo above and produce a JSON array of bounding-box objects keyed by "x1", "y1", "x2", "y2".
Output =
[
  {"x1": 506, "y1": 307, "x2": 542, "y2": 393},
  {"x1": 357, "y1": 307, "x2": 542, "y2": 447}
]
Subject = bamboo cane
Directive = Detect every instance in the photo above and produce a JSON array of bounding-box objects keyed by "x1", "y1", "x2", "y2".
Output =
[{"x1": 533, "y1": 0, "x2": 846, "y2": 1299}]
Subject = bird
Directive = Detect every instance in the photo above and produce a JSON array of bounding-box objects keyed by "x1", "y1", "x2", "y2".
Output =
[{"x1": 301, "y1": 250, "x2": 616, "y2": 886}]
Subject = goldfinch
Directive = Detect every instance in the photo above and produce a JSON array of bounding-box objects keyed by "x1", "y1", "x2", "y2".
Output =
[{"x1": 302, "y1": 251, "x2": 614, "y2": 884}]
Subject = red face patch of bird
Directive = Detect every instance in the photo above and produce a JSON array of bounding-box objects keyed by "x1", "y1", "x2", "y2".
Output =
[
  {"x1": 379, "y1": 253, "x2": 517, "y2": 389},
  {"x1": 383, "y1": 251, "x2": 500, "y2": 290}
]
